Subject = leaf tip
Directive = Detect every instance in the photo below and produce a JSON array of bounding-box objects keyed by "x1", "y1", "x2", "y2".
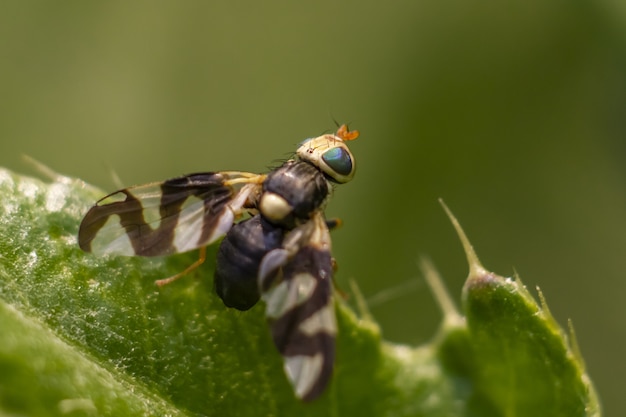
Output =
[
  {"x1": 439, "y1": 199, "x2": 485, "y2": 279},
  {"x1": 21, "y1": 154, "x2": 72, "y2": 184},
  {"x1": 418, "y1": 256, "x2": 461, "y2": 325},
  {"x1": 347, "y1": 277, "x2": 375, "y2": 323},
  {"x1": 567, "y1": 319, "x2": 587, "y2": 373}
]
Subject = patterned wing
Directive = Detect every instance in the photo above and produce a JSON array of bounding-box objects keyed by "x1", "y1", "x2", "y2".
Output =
[
  {"x1": 258, "y1": 213, "x2": 336, "y2": 401},
  {"x1": 78, "y1": 172, "x2": 261, "y2": 256}
]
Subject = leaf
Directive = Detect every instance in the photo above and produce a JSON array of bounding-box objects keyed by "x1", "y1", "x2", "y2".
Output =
[
  {"x1": 440, "y1": 201, "x2": 602, "y2": 417},
  {"x1": 0, "y1": 167, "x2": 600, "y2": 416}
]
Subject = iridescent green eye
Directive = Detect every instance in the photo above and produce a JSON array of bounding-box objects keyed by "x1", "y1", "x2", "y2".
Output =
[{"x1": 322, "y1": 147, "x2": 353, "y2": 177}]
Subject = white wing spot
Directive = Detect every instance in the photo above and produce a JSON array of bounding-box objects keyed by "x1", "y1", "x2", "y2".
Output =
[
  {"x1": 285, "y1": 354, "x2": 324, "y2": 400},
  {"x1": 206, "y1": 209, "x2": 235, "y2": 244},
  {"x1": 141, "y1": 203, "x2": 163, "y2": 226},
  {"x1": 293, "y1": 273, "x2": 317, "y2": 303},
  {"x1": 258, "y1": 248, "x2": 289, "y2": 285},
  {"x1": 172, "y1": 195, "x2": 205, "y2": 252},
  {"x1": 298, "y1": 305, "x2": 337, "y2": 336},
  {"x1": 263, "y1": 273, "x2": 317, "y2": 319},
  {"x1": 264, "y1": 280, "x2": 291, "y2": 319},
  {"x1": 91, "y1": 214, "x2": 135, "y2": 255}
]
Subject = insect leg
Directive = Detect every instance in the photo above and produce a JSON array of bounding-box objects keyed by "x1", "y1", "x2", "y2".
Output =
[
  {"x1": 325, "y1": 218, "x2": 342, "y2": 230},
  {"x1": 155, "y1": 246, "x2": 207, "y2": 286},
  {"x1": 223, "y1": 173, "x2": 267, "y2": 186}
]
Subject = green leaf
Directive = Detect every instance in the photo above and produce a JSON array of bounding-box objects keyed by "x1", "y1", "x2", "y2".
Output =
[
  {"x1": 0, "y1": 167, "x2": 600, "y2": 416},
  {"x1": 440, "y1": 202, "x2": 601, "y2": 417}
]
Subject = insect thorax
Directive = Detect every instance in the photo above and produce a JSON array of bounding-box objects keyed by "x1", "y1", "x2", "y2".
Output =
[{"x1": 259, "y1": 160, "x2": 329, "y2": 228}]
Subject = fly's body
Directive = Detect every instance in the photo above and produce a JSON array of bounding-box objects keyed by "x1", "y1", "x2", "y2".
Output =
[{"x1": 78, "y1": 124, "x2": 359, "y2": 401}]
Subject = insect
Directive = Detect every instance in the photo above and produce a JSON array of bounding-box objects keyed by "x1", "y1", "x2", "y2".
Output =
[{"x1": 78, "y1": 124, "x2": 359, "y2": 401}]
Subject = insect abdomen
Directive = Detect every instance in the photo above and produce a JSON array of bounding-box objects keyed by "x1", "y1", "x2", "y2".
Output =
[{"x1": 214, "y1": 215, "x2": 284, "y2": 311}]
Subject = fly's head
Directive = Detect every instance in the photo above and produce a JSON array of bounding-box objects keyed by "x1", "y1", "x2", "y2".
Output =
[{"x1": 296, "y1": 124, "x2": 358, "y2": 184}]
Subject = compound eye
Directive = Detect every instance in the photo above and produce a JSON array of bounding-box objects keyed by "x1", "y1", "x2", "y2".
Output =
[{"x1": 322, "y1": 147, "x2": 353, "y2": 178}]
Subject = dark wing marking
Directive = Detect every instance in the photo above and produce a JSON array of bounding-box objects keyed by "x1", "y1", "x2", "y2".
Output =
[
  {"x1": 259, "y1": 213, "x2": 336, "y2": 401},
  {"x1": 78, "y1": 172, "x2": 260, "y2": 256}
]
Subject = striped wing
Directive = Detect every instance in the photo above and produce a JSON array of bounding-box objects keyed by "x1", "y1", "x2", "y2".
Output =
[
  {"x1": 78, "y1": 172, "x2": 260, "y2": 257},
  {"x1": 259, "y1": 213, "x2": 336, "y2": 401}
]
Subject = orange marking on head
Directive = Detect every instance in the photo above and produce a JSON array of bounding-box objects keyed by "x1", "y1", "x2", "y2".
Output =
[{"x1": 336, "y1": 124, "x2": 359, "y2": 141}]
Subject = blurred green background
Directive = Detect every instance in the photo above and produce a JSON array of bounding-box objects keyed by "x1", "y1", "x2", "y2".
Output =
[{"x1": 1, "y1": 1, "x2": 624, "y2": 414}]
